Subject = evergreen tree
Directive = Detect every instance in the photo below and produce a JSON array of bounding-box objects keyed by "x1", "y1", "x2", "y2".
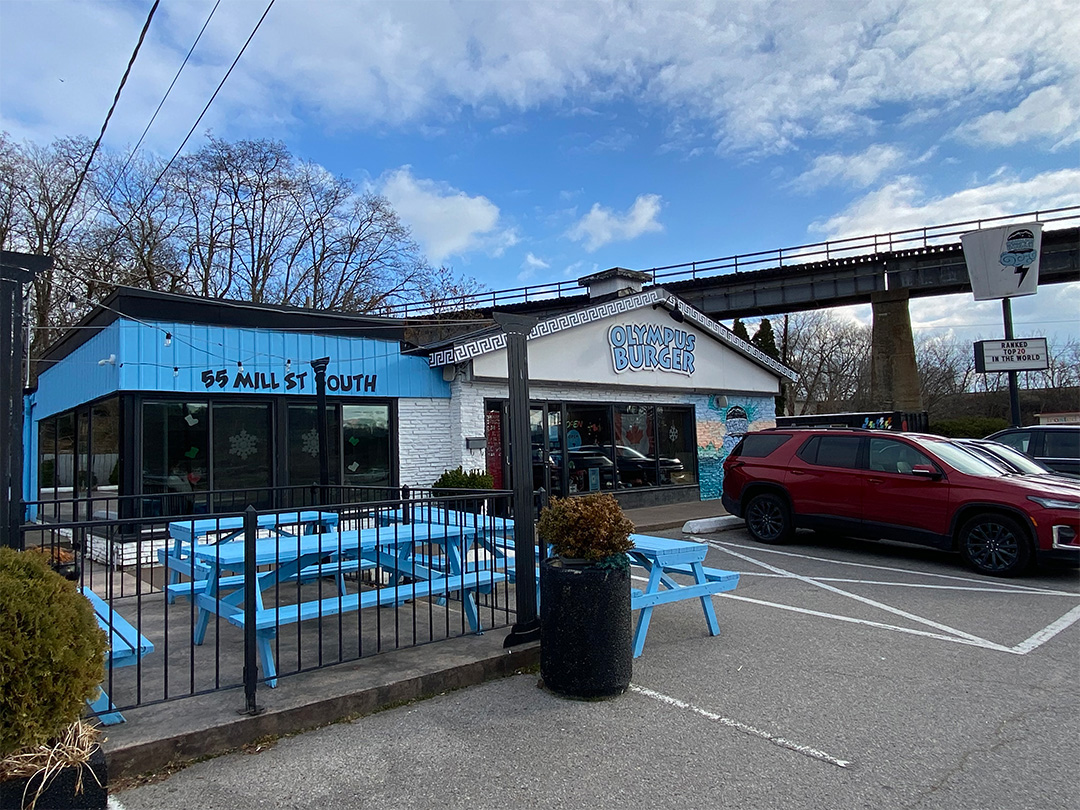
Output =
[
  {"x1": 751, "y1": 318, "x2": 786, "y2": 417},
  {"x1": 731, "y1": 318, "x2": 750, "y2": 342},
  {"x1": 751, "y1": 318, "x2": 779, "y2": 359}
]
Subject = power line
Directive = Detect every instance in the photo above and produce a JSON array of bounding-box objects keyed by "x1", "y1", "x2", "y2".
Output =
[
  {"x1": 57, "y1": 0, "x2": 160, "y2": 228},
  {"x1": 148, "y1": 0, "x2": 276, "y2": 192},
  {"x1": 104, "y1": 0, "x2": 222, "y2": 197}
]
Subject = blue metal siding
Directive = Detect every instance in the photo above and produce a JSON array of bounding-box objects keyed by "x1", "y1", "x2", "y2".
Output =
[
  {"x1": 116, "y1": 320, "x2": 448, "y2": 398},
  {"x1": 33, "y1": 322, "x2": 122, "y2": 418}
]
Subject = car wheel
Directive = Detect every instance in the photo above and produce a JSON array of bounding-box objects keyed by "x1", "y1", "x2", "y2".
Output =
[
  {"x1": 744, "y1": 493, "x2": 792, "y2": 544},
  {"x1": 958, "y1": 513, "x2": 1032, "y2": 577}
]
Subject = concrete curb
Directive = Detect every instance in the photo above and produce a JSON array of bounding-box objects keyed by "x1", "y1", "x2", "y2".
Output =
[
  {"x1": 681, "y1": 515, "x2": 744, "y2": 534},
  {"x1": 106, "y1": 635, "x2": 539, "y2": 780}
]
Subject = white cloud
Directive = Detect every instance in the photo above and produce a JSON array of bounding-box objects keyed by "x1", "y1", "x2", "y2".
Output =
[
  {"x1": 378, "y1": 167, "x2": 517, "y2": 264},
  {"x1": 813, "y1": 170, "x2": 1080, "y2": 343},
  {"x1": 810, "y1": 168, "x2": 1080, "y2": 240},
  {"x1": 3, "y1": 1, "x2": 1078, "y2": 157},
  {"x1": 518, "y1": 252, "x2": 549, "y2": 281},
  {"x1": 789, "y1": 144, "x2": 907, "y2": 192},
  {"x1": 567, "y1": 194, "x2": 664, "y2": 252},
  {"x1": 956, "y1": 83, "x2": 1080, "y2": 149}
]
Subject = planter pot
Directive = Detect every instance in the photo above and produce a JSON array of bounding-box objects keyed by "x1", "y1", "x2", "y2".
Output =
[
  {"x1": 0, "y1": 746, "x2": 107, "y2": 810},
  {"x1": 539, "y1": 556, "x2": 632, "y2": 699}
]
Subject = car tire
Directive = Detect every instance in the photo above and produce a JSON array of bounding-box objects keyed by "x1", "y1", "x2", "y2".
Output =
[
  {"x1": 744, "y1": 493, "x2": 792, "y2": 544},
  {"x1": 958, "y1": 512, "x2": 1033, "y2": 577}
]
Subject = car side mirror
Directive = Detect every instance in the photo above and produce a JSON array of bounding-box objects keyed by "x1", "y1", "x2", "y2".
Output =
[{"x1": 911, "y1": 464, "x2": 942, "y2": 480}]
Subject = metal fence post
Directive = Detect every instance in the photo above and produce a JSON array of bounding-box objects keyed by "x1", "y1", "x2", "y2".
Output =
[
  {"x1": 401, "y1": 484, "x2": 410, "y2": 525},
  {"x1": 239, "y1": 505, "x2": 262, "y2": 716}
]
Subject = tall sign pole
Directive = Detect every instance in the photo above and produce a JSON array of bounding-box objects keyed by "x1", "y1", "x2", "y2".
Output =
[
  {"x1": 1, "y1": 251, "x2": 51, "y2": 548},
  {"x1": 961, "y1": 223, "x2": 1042, "y2": 428},
  {"x1": 494, "y1": 311, "x2": 541, "y2": 647}
]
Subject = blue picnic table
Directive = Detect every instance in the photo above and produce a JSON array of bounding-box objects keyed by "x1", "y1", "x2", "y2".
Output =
[
  {"x1": 626, "y1": 534, "x2": 740, "y2": 658},
  {"x1": 190, "y1": 522, "x2": 505, "y2": 685},
  {"x1": 160, "y1": 511, "x2": 340, "y2": 603}
]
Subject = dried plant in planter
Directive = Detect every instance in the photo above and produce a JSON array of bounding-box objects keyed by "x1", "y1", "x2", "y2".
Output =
[{"x1": 537, "y1": 493, "x2": 635, "y2": 562}]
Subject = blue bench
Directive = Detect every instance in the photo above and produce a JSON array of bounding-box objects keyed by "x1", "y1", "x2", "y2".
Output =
[
  {"x1": 82, "y1": 588, "x2": 154, "y2": 725},
  {"x1": 164, "y1": 556, "x2": 373, "y2": 602},
  {"x1": 223, "y1": 570, "x2": 507, "y2": 685}
]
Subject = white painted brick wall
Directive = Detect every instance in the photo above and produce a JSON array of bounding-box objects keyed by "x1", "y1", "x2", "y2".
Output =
[{"x1": 398, "y1": 398, "x2": 455, "y2": 488}]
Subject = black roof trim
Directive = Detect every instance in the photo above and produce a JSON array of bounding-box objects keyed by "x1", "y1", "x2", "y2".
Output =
[{"x1": 40, "y1": 286, "x2": 407, "y2": 364}]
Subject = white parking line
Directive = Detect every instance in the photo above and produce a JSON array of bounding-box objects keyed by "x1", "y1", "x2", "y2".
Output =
[
  {"x1": 1010, "y1": 604, "x2": 1080, "y2": 654},
  {"x1": 712, "y1": 544, "x2": 1008, "y2": 649},
  {"x1": 629, "y1": 684, "x2": 852, "y2": 769},
  {"x1": 704, "y1": 539, "x2": 1080, "y2": 655},
  {"x1": 710, "y1": 539, "x2": 1079, "y2": 595}
]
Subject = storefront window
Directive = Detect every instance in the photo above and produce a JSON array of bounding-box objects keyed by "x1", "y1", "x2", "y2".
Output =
[
  {"x1": 76, "y1": 408, "x2": 89, "y2": 496},
  {"x1": 565, "y1": 405, "x2": 615, "y2": 492},
  {"x1": 55, "y1": 412, "x2": 75, "y2": 491},
  {"x1": 286, "y1": 404, "x2": 340, "y2": 486},
  {"x1": 614, "y1": 405, "x2": 659, "y2": 487},
  {"x1": 142, "y1": 401, "x2": 210, "y2": 514},
  {"x1": 657, "y1": 406, "x2": 697, "y2": 485},
  {"x1": 37, "y1": 418, "x2": 56, "y2": 496},
  {"x1": 212, "y1": 403, "x2": 272, "y2": 498},
  {"x1": 342, "y1": 404, "x2": 390, "y2": 488},
  {"x1": 90, "y1": 398, "x2": 119, "y2": 493}
]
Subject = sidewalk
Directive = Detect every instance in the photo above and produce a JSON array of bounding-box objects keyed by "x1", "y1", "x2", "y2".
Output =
[{"x1": 102, "y1": 499, "x2": 730, "y2": 780}]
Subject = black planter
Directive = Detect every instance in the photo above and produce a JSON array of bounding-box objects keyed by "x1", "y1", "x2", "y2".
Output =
[
  {"x1": 0, "y1": 746, "x2": 107, "y2": 810},
  {"x1": 539, "y1": 556, "x2": 632, "y2": 699}
]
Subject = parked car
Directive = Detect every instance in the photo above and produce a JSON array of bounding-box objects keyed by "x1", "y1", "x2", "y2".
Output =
[
  {"x1": 721, "y1": 428, "x2": 1080, "y2": 576},
  {"x1": 574, "y1": 444, "x2": 685, "y2": 486},
  {"x1": 985, "y1": 425, "x2": 1080, "y2": 477},
  {"x1": 950, "y1": 438, "x2": 1080, "y2": 489}
]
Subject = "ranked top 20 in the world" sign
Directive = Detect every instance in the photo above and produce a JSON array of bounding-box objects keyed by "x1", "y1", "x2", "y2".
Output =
[{"x1": 973, "y1": 338, "x2": 1049, "y2": 373}]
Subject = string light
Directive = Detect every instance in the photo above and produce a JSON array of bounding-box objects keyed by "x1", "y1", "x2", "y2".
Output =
[
  {"x1": 237, "y1": 361, "x2": 244, "y2": 373},
  {"x1": 173, "y1": 366, "x2": 179, "y2": 377},
  {"x1": 164, "y1": 332, "x2": 172, "y2": 347},
  {"x1": 285, "y1": 358, "x2": 292, "y2": 373}
]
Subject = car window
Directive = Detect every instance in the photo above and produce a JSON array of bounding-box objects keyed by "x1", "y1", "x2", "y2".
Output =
[
  {"x1": 869, "y1": 438, "x2": 933, "y2": 474},
  {"x1": 994, "y1": 430, "x2": 1031, "y2": 453},
  {"x1": 736, "y1": 433, "x2": 793, "y2": 458},
  {"x1": 979, "y1": 442, "x2": 1052, "y2": 474},
  {"x1": 809, "y1": 435, "x2": 861, "y2": 469},
  {"x1": 921, "y1": 438, "x2": 1004, "y2": 476},
  {"x1": 1043, "y1": 431, "x2": 1080, "y2": 458}
]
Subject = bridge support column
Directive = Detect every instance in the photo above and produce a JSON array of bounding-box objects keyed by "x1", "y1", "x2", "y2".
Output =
[{"x1": 870, "y1": 288, "x2": 923, "y2": 412}]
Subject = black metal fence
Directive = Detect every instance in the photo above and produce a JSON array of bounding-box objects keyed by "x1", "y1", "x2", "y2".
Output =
[{"x1": 18, "y1": 485, "x2": 519, "y2": 721}]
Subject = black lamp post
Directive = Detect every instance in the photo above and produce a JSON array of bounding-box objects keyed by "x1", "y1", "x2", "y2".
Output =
[{"x1": 494, "y1": 312, "x2": 541, "y2": 647}]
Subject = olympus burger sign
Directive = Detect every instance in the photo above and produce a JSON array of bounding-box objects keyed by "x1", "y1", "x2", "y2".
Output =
[{"x1": 960, "y1": 222, "x2": 1042, "y2": 301}]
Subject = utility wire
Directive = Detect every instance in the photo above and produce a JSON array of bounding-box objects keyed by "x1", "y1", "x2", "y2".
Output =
[
  {"x1": 148, "y1": 0, "x2": 276, "y2": 192},
  {"x1": 57, "y1": 0, "x2": 160, "y2": 228},
  {"x1": 103, "y1": 0, "x2": 222, "y2": 198}
]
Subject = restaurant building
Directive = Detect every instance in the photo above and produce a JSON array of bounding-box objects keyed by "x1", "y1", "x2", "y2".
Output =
[{"x1": 25, "y1": 272, "x2": 794, "y2": 521}]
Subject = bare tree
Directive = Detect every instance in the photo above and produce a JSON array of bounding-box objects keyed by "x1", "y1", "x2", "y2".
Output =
[{"x1": 781, "y1": 310, "x2": 871, "y2": 414}]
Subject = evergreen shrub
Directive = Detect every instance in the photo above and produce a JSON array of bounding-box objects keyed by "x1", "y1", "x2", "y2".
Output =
[
  {"x1": 930, "y1": 417, "x2": 1010, "y2": 438},
  {"x1": 0, "y1": 548, "x2": 107, "y2": 756}
]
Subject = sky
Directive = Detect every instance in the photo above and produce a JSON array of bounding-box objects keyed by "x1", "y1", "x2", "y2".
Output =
[{"x1": 1, "y1": 0, "x2": 1078, "y2": 346}]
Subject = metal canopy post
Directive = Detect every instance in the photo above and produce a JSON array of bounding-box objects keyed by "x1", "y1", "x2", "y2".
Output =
[
  {"x1": 495, "y1": 311, "x2": 541, "y2": 647},
  {"x1": 1, "y1": 251, "x2": 50, "y2": 548},
  {"x1": 310, "y1": 357, "x2": 331, "y2": 505}
]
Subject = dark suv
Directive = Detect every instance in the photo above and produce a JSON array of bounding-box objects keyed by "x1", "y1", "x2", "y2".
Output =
[
  {"x1": 721, "y1": 428, "x2": 1080, "y2": 576},
  {"x1": 985, "y1": 425, "x2": 1080, "y2": 477}
]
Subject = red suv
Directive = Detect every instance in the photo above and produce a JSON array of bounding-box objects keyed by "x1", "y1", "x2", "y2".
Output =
[{"x1": 721, "y1": 429, "x2": 1080, "y2": 576}]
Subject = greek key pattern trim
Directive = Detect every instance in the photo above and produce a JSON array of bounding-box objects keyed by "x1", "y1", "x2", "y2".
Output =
[
  {"x1": 674, "y1": 296, "x2": 798, "y2": 380},
  {"x1": 428, "y1": 287, "x2": 797, "y2": 381}
]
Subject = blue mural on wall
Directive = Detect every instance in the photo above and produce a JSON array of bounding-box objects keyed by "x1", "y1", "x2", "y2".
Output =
[{"x1": 697, "y1": 396, "x2": 774, "y2": 500}]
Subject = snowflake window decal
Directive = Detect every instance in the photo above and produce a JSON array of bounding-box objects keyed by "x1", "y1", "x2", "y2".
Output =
[
  {"x1": 229, "y1": 429, "x2": 259, "y2": 460},
  {"x1": 668, "y1": 425, "x2": 679, "y2": 442},
  {"x1": 301, "y1": 428, "x2": 320, "y2": 457}
]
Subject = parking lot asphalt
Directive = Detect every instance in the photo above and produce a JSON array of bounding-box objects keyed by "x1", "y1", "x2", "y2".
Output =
[{"x1": 113, "y1": 525, "x2": 1080, "y2": 810}]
